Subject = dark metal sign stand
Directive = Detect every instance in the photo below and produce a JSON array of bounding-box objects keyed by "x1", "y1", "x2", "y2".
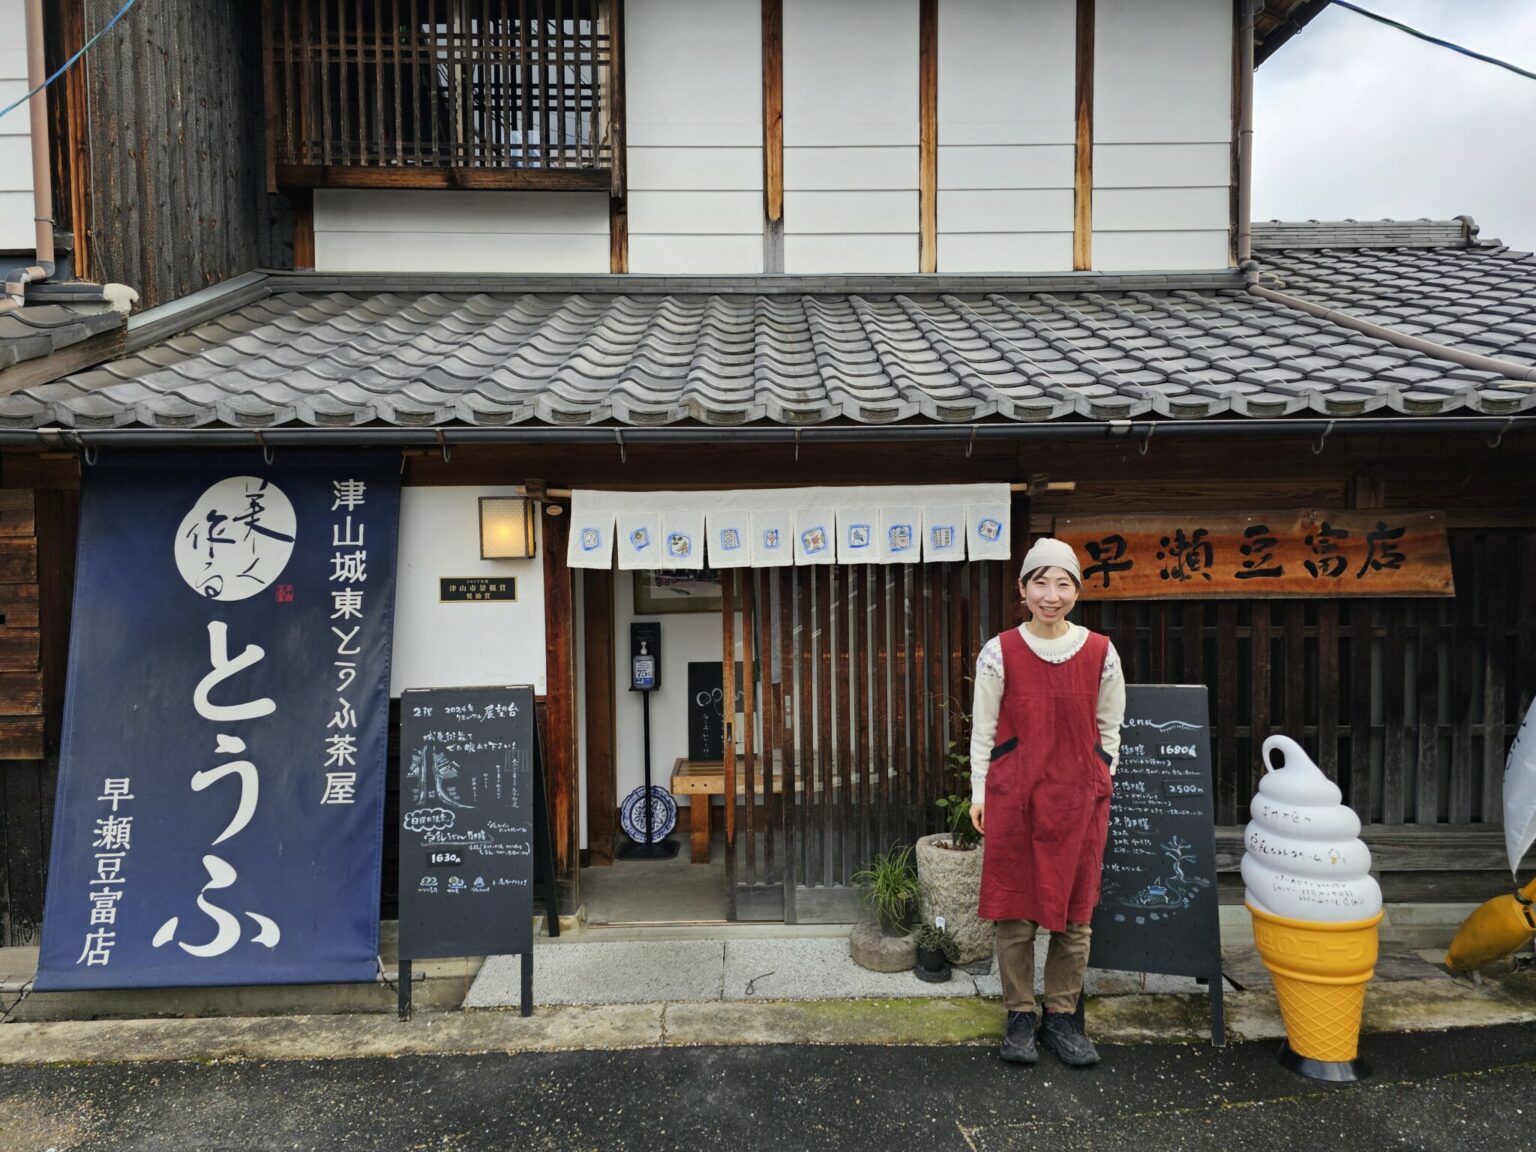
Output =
[
  {"x1": 397, "y1": 689, "x2": 559, "y2": 1021},
  {"x1": 618, "y1": 680, "x2": 679, "y2": 860}
]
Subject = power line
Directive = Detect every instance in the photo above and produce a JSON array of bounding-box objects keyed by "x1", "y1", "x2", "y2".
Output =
[
  {"x1": 1330, "y1": 1, "x2": 1536, "y2": 83},
  {"x1": 0, "y1": 0, "x2": 140, "y2": 122}
]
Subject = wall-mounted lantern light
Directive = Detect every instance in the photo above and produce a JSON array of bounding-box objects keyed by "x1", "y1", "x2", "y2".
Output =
[{"x1": 479, "y1": 496, "x2": 537, "y2": 560}]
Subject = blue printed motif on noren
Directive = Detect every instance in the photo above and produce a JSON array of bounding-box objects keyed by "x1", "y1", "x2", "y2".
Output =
[
  {"x1": 930, "y1": 525, "x2": 956, "y2": 550},
  {"x1": 977, "y1": 518, "x2": 1003, "y2": 542},
  {"x1": 801, "y1": 526, "x2": 828, "y2": 554},
  {"x1": 847, "y1": 524, "x2": 871, "y2": 549},
  {"x1": 580, "y1": 528, "x2": 603, "y2": 552},
  {"x1": 762, "y1": 528, "x2": 781, "y2": 550},
  {"x1": 666, "y1": 533, "x2": 692, "y2": 559},
  {"x1": 630, "y1": 527, "x2": 651, "y2": 551},
  {"x1": 719, "y1": 528, "x2": 742, "y2": 551},
  {"x1": 889, "y1": 524, "x2": 913, "y2": 552}
]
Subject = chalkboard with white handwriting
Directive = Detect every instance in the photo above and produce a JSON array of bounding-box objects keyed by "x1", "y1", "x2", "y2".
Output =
[{"x1": 397, "y1": 685, "x2": 535, "y2": 960}]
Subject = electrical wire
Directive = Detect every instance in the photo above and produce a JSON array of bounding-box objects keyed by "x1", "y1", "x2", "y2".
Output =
[
  {"x1": 0, "y1": 0, "x2": 140, "y2": 122},
  {"x1": 1330, "y1": 1, "x2": 1536, "y2": 83}
]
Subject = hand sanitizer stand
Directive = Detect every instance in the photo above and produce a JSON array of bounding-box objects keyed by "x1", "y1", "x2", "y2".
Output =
[{"x1": 619, "y1": 623, "x2": 679, "y2": 860}]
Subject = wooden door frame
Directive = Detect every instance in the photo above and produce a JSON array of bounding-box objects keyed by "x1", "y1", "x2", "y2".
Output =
[{"x1": 582, "y1": 568, "x2": 618, "y2": 866}]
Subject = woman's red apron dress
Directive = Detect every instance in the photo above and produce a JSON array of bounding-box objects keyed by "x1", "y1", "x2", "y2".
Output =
[{"x1": 978, "y1": 627, "x2": 1114, "y2": 932}]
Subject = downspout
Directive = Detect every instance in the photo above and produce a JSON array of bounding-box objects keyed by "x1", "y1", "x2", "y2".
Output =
[
  {"x1": 1, "y1": 0, "x2": 56, "y2": 312},
  {"x1": 1236, "y1": 0, "x2": 1255, "y2": 262}
]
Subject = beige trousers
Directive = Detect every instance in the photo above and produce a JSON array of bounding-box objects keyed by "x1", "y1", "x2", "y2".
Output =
[{"x1": 995, "y1": 918, "x2": 1092, "y2": 1015}]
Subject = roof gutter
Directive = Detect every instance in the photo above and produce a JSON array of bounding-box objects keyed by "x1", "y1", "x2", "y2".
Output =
[
  {"x1": 1, "y1": 0, "x2": 56, "y2": 312},
  {"x1": 1236, "y1": 0, "x2": 1255, "y2": 262},
  {"x1": 1248, "y1": 282, "x2": 1536, "y2": 385},
  {"x1": 5, "y1": 416, "x2": 1527, "y2": 451}
]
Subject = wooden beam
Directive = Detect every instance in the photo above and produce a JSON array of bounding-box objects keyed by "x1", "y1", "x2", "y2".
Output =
[
  {"x1": 0, "y1": 328, "x2": 126, "y2": 397},
  {"x1": 540, "y1": 505, "x2": 581, "y2": 903},
  {"x1": 1073, "y1": 0, "x2": 1095, "y2": 271},
  {"x1": 610, "y1": 197, "x2": 629, "y2": 273},
  {"x1": 609, "y1": 0, "x2": 628, "y2": 201},
  {"x1": 290, "y1": 188, "x2": 314, "y2": 271},
  {"x1": 762, "y1": 0, "x2": 784, "y2": 224},
  {"x1": 59, "y1": 0, "x2": 92, "y2": 282},
  {"x1": 918, "y1": 0, "x2": 938, "y2": 273},
  {"x1": 276, "y1": 164, "x2": 615, "y2": 191},
  {"x1": 582, "y1": 568, "x2": 617, "y2": 866}
]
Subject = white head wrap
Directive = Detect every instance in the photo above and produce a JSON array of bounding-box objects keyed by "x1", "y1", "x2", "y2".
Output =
[{"x1": 1018, "y1": 537, "x2": 1082, "y2": 583}]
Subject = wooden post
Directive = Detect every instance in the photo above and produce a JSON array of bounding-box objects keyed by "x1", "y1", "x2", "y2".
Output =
[
  {"x1": 290, "y1": 188, "x2": 315, "y2": 270},
  {"x1": 918, "y1": 0, "x2": 938, "y2": 273},
  {"x1": 762, "y1": 0, "x2": 784, "y2": 224},
  {"x1": 1073, "y1": 0, "x2": 1095, "y2": 272},
  {"x1": 582, "y1": 569, "x2": 616, "y2": 866},
  {"x1": 608, "y1": 0, "x2": 628, "y2": 270},
  {"x1": 540, "y1": 506, "x2": 580, "y2": 906}
]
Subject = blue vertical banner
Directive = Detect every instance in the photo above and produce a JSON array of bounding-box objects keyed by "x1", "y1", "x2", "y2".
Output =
[{"x1": 36, "y1": 451, "x2": 400, "y2": 990}]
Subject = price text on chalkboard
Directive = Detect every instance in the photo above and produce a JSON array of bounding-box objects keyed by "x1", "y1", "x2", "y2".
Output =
[
  {"x1": 397, "y1": 685, "x2": 536, "y2": 960},
  {"x1": 1090, "y1": 684, "x2": 1222, "y2": 984}
]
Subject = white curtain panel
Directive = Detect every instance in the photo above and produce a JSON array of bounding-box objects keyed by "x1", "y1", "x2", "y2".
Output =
[{"x1": 568, "y1": 484, "x2": 1011, "y2": 569}]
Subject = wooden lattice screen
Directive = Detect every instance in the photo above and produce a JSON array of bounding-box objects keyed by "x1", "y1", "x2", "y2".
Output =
[
  {"x1": 1076, "y1": 531, "x2": 1535, "y2": 829},
  {"x1": 265, "y1": 0, "x2": 616, "y2": 184}
]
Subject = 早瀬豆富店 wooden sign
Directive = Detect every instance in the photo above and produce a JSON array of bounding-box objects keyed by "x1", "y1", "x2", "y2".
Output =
[{"x1": 1053, "y1": 510, "x2": 1453, "y2": 599}]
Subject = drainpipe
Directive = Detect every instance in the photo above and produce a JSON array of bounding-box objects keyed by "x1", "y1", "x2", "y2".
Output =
[
  {"x1": 1, "y1": 0, "x2": 56, "y2": 312},
  {"x1": 1236, "y1": 0, "x2": 1255, "y2": 262}
]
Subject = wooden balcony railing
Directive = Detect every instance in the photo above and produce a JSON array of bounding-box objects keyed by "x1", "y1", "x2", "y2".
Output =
[{"x1": 262, "y1": 0, "x2": 620, "y2": 192}]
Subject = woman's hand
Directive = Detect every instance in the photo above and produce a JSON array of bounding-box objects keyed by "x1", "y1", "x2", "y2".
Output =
[{"x1": 969, "y1": 803, "x2": 984, "y2": 836}]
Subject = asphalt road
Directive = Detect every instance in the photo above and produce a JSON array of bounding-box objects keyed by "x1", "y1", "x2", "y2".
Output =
[{"x1": 3, "y1": 1024, "x2": 1534, "y2": 1152}]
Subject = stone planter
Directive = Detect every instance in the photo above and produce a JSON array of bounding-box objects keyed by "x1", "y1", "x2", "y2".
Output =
[
  {"x1": 849, "y1": 919, "x2": 917, "y2": 973},
  {"x1": 916, "y1": 832, "x2": 992, "y2": 964}
]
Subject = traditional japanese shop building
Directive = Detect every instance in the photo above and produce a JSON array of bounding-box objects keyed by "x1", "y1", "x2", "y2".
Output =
[{"x1": 0, "y1": 1, "x2": 1532, "y2": 970}]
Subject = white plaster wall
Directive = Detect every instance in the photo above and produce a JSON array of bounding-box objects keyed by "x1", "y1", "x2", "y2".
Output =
[
  {"x1": 937, "y1": 0, "x2": 1075, "y2": 272},
  {"x1": 626, "y1": 0, "x2": 764, "y2": 274},
  {"x1": 313, "y1": 190, "x2": 610, "y2": 273},
  {"x1": 1091, "y1": 0, "x2": 1232, "y2": 271},
  {"x1": 0, "y1": 0, "x2": 34, "y2": 252},
  {"x1": 783, "y1": 0, "x2": 919, "y2": 273},
  {"x1": 389, "y1": 487, "x2": 548, "y2": 697}
]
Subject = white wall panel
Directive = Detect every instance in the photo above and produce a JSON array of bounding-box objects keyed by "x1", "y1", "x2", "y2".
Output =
[
  {"x1": 785, "y1": 234, "x2": 917, "y2": 274},
  {"x1": 1090, "y1": 0, "x2": 1232, "y2": 271},
  {"x1": 628, "y1": 191, "x2": 763, "y2": 236},
  {"x1": 939, "y1": 233, "x2": 1073, "y2": 274},
  {"x1": 1092, "y1": 230, "x2": 1230, "y2": 272},
  {"x1": 628, "y1": 236, "x2": 765, "y2": 275},
  {"x1": 784, "y1": 0, "x2": 919, "y2": 147},
  {"x1": 390, "y1": 487, "x2": 547, "y2": 697},
  {"x1": 1094, "y1": 0, "x2": 1231, "y2": 144},
  {"x1": 784, "y1": 191, "x2": 918, "y2": 235},
  {"x1": 626, "y1": 0, "x2": 764, "y2": 274},
  {"x1": 784, "y1": 147, "x2": 916, "y2": 192},
  {"x1": 936, "y1": 0, "x2": 1076, "y2": 272},
  {"x1": 0, "y1": 0, "x2": 32, "y2": 251},
  {"x1": 313, "y1": 190, "x2": 610, "y2": 273},
  {"x1": 1094, "y1": 143, "x2": 1231, "y2": 188},
  {"x1": 939, "y1": 189, "x2": 1074, "y2": 234}
]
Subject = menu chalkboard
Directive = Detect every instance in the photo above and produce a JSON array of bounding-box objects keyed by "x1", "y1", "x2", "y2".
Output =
[
  {"x1": 1090, "y1": 684, "x2": 1224, "y2": 1044},
  {"x1": 687, "y1": 662, "x2": 742, "y2": 762},
  {"x1": 398, "y1": 685, "x2": 538, "y2": 964}
]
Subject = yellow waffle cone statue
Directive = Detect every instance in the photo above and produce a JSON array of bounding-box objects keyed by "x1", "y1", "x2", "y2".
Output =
[
  {"x1": 1446, "y1": 877, "x2": 1536, "y2": 972},
  {"x1": 1242, "y1": 736, "x2": 1383, "y2": 1082}
]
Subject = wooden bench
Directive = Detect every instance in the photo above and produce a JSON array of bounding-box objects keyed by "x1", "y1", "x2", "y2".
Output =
[{"x1": 669, "y1": 758, "x2": 783, "y2": 864}]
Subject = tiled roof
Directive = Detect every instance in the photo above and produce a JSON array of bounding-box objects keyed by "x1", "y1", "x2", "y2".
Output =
[
  {"x1": 1253, "y1": 221, "x2": 1536, "y2": 368},
  {"x1": 0, "y1": 299, "x2": 124, "y2": 375},
  {"x1": 0, "y1": 220, "x2": 1530, "y2": 434}
]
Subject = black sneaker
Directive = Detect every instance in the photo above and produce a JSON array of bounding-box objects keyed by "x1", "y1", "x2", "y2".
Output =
[
  {"x1": 1039, "y1": 1009, "x2": 1100, "y2": 1067},
  {"x1": 999, "y1": 1010, "x2": 1039, "y2": 1065}
]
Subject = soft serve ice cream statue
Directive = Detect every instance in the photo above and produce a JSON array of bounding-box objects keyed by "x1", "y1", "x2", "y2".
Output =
[
  {"x1": 1242, "y1": 735, "x2": 1382, "y2": 922},
  {"x1": 1242, "y1": 735, "x2": 1383, "y2": 1082}
]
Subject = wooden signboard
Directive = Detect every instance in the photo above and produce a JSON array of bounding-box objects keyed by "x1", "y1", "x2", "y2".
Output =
[
  {"x1": 1090, "y1": 684, "x2": 1224, "y2": 1045},
  {"x1": 1055, "y1": 510, "x2": 1453, "y2": 598},
  {"x1": 396, "y1": 684, "x2": 558, "y2": 1018}
]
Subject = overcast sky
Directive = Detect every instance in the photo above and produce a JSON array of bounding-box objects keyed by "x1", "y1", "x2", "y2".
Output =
[{"x1": 1254, "y1": 0, "x2": 1536, "y2": 250}]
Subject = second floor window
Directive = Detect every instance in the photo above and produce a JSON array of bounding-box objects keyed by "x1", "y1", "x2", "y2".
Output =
[{"x1": 266, "y1": 0, "x2": 616, "y2": 182}]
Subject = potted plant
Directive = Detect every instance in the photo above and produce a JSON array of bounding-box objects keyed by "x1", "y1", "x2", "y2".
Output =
[
  {"x1": 913, "y1": 921, "x2": 960, "y2": 983},
  {"x1": 917, "y1": 712, "x2": 994, "y2": 965},
  {"x1": 849, "y1": 844, "x2": 920, "y2": 973}
]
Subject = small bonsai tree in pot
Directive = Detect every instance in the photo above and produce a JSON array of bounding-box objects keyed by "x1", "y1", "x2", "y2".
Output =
[
  {"x1": 913, "y1": 921, "x2": 961, "y2": 983},
  {"x1": 917, "y1": 710, "x2": 995, "y2": 965},
  {"x1": 849, "y1": 844, "x2": 920, "y2": 973}
]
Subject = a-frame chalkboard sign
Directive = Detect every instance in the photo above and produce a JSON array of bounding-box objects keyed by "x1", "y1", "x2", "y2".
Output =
[
  {"x1": 1090, "y1": 684, "x2": 1225, "y2": 1046},
  {"x1": 395, "y1": 684, "x2": 559, "y2": 1018}
]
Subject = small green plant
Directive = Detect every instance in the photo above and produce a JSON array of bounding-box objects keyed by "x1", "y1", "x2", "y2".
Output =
[
  {"x1": 914, "y1": 922, "x2": 960, "y2": 965},
  {"x1": 854, "y1": 844, "x2": 919, "y2": 932},
  {"x1": 934, "y1": 704, "x2": 981, "y2": 849}
]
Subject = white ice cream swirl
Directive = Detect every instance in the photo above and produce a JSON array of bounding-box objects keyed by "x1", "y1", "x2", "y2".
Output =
[{"x1": 1241, "y1": 735, "x2": 1383, "y2": 923}]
